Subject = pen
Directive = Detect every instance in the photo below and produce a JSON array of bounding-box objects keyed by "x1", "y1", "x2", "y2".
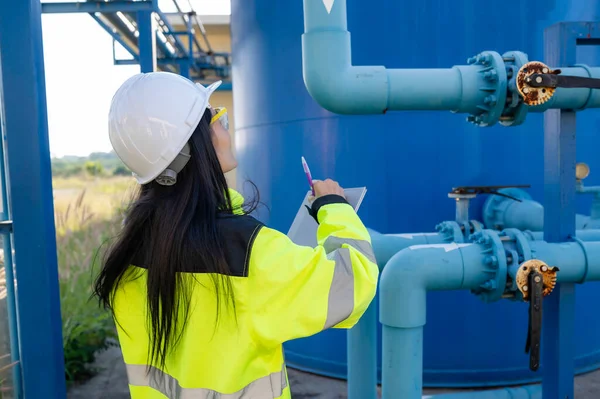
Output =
[{"x1": 301, "y1": 156, "x2": 316, "y2": 196}]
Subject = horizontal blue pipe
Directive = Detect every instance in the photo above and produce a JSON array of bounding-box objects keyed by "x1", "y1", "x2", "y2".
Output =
[
  {"x1": 527, "y1": 229, "x2": 600, "y2": 241},
  {"x1": 41, "y1": 0, "x2": 156, "y2": 14},
  {"x1": 378, "y1": 236, "x2": 600, "y2": 399},
  {"x1": 426, "y1": 384, "x2": 541, "y2": 398},
  {"x1": 530, "y1": 239, "x2": 600, "y2": 283},
  {"x1": 301, "y1": 0, "x2": 486, "y2": 115},
  {"x1": 530, "y1": 65, "x2": 600, "y2": 111},
  {"x1": 368, "y1": 228, "x2": 449, "y2": 268},
  {"x1": 482, "y1": 188, "x2": 590, "y2": 231},
  {"x1": 301, "y1": 0, "x2": 600, "y2": 116}
]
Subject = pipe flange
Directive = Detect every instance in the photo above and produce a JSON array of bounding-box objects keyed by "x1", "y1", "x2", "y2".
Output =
[
  {"x1": 498, "y1": 228, "x2": 533, "y2": 298},
  {"x1": 470, "y1": 220, "x2": 484, "y2": 234},
  {"x1": 482, "y1": 188, "x2": 532, "y2": 230},
  {"x1": 469, "y1": 229, "x2": 508, "y2": 303},
  {"x1": 501, "y1": 228, "x2": 533, "y2": 262},
  {"x1": 499, "y1": 51, "x2": 529, "y2": 127},
  {"x1": 465, "y1": 51, "x2": 508, "y2": 127},
  {"x1": 435, "y1": 221, "x2": 464, "y2": 243}
]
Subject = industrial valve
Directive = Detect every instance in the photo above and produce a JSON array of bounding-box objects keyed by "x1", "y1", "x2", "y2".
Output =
[
  {"x1": 517, "y1": 60, "x2": 600, "y2": 105},
  {"x1": 515, "y1": 259, "x2": 560, "y2": 371}
]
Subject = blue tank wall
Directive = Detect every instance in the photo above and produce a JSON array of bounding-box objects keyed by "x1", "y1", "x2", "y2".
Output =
[{"x1": 231, "y1": 0, "x2": 600, "y2": 387}]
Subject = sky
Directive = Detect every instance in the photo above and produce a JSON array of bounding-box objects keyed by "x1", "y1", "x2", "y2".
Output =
[{"x1": 40, "y1": 0, "x2": 231, "y2": 158}]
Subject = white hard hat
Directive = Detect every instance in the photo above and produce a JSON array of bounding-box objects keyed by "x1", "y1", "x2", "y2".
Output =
[{"x1": 108, "y1": 72, "x2": 222, "y2": 185}]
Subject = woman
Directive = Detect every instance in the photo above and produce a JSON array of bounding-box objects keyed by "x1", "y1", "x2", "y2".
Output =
[{"x1": 94, "y1": 71, "x2": 379, "y2": 399}]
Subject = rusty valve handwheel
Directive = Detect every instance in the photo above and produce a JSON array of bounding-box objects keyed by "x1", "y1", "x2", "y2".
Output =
[
  {"x1": 516, "y1": 61, "x2": 559, "y2": 106},
  {"x1": 515, "y1": 259, "x2": 560, "y2": 300}
]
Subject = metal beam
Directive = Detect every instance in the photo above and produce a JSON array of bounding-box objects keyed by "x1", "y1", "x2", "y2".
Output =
[
  {"x1": 541, "y1": 21, "x2": 587, "y2": 399},
  {"x1": 41, "y1": 1, "x2": 156, "y2": 14},
  {"x1": 0, "y1": 0, "x2": 67, "y2": 397},
  {"x1": 88, "y1": 13, "x2": 138, "y2": 59},
  {"x1": 137, "y1": 10, "x2": 157, "y2": 72}
]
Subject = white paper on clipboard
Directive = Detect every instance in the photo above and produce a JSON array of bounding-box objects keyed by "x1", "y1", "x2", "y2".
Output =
[{"x1": 286, "y1": 187, "x2": 367, "y2": 248}]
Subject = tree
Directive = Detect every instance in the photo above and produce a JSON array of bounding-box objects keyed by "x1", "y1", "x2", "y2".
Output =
[
  {"x1": 84, "y1": 161, "x2": 104, "y2": 177},
  {"x1": 112, "y1": 165, "x2": 131, "y2": 176}
]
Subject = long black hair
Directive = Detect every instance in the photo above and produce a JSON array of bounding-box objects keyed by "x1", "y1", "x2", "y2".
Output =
[{"x1": 93, "y1": 107, "x2": 258, "y2": 370}]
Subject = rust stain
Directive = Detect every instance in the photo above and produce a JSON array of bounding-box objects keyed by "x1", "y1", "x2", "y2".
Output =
[
  {"x1": 516, "y1": 61, "x2": 558, "y2": 106},
  {"x1": 516, "y1": 259, "x2": 560, "y2": 301}
]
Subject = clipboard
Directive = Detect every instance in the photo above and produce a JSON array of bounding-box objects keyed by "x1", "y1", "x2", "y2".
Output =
[{"x1": 286, "y1": 187, "x2": 367, "y2": 247}]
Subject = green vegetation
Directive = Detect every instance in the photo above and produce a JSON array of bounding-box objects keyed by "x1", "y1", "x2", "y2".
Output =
[
  {"x1": 51, "y1": 151, "x2": 130, "y2": 178},
  {"x1": 0, "y1": 166, "x2": 137, "y2": 393},
  {"x1": 55, "y1": 185, "x2": 133, "y2": 384}
]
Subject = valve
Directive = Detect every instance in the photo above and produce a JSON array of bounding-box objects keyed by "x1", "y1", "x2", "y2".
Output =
[
  {"x1": 515, "y1": 259, "x2": 560, "y2": 371},
  {"x1": 517, "y1": 61, "x2": 600, "y2": 106},
  {"x1": 449, "y1": 185, "x2": 531, "y2": 201}
]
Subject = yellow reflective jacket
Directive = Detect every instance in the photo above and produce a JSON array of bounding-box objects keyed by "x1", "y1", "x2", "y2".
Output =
[{"x1": 112, "y1": 189, "x2": 379, "y2": 398}]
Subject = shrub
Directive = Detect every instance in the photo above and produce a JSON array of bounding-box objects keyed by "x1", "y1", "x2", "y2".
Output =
[{"x1": 55, "y1": 189, "x2": 122, "y2": 384}]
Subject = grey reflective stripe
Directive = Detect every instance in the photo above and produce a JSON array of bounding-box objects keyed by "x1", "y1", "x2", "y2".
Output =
[
  {"x1": 126, "y1": 363, "x2": 287, "y2": 399},
  {"x1": 323, "y1": 247, "x2": 355, "y2": 329},
  {"x1": 323, "y1": 236, "x2": 376, "y2": 263}
]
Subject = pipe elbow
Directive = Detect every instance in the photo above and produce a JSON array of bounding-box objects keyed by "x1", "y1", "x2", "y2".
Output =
[
  {"x1": 379, "y1": 247, "x2": 428, "y2": 328},
  {"x1": 379, "y1": 242, "x2": 487, "y2": 328},
  {"x1": 302, "y1": 31, "x2": 388, "y2": 114}
]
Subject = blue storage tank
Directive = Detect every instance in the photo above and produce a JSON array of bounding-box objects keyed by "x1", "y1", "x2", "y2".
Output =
[{"x1": 230, "y1": 0, "x2": 600, "y2": 387}]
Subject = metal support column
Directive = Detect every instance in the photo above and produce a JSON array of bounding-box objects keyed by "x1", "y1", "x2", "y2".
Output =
[
  {"x1": 541, "y1": 22, "x2": 587, "y2": 399},
  {"x1": 0, "y1": 0, "x2": 67, "y2": 397},
  {"x1": 180, "y1": 14, "x2": 194, "y2": 79},
  {"x1": 137, "y1": 10, "x2": 157, "y2": 73},
  {"x1": 0, "y1": 114, "x2": 21, "y2": 398}
]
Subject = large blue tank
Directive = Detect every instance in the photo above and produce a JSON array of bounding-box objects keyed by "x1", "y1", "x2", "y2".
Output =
[{"x1": 230, "y1": 0, "x2": 600, "y2": 387}]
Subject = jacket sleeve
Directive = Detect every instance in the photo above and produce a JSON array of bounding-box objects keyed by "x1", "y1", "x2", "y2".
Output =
[{"x1": 245, "y1": 194, "x2": 379, "y2": 348}]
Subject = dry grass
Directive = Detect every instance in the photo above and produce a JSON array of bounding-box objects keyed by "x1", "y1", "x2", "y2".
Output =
[
  {"x1": 0, "y1": 175, "x2": 135, "y2": 387},
  {"x1": 53, "y1": 176, "x2": 135, "y2": 234}
]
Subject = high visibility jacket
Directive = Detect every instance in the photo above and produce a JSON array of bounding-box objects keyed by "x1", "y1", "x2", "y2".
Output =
[{"x1": 112, "y1": 189, "x2": 379, "y2": 398}]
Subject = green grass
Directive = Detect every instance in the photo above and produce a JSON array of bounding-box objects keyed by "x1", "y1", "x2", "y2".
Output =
[
  {"x1": 0, "y1": 176, "x2": 136, "y2": 389},
  {"x1": 53, "y1": 176, "x2": 136, "y2": 384}
]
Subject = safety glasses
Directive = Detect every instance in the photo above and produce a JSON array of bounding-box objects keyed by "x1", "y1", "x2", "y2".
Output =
[{"x1": 210, "y1": 107, "x2": 229, "y2": 131}]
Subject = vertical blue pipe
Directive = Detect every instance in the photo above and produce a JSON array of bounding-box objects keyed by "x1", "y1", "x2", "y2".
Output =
[
  {"x1": 541, "y1": 23, "x2": 577, "y2": 399},
  {"x1": 0, "y1": 119, "x2": 21, "y2": 398},
  {"x1": 137, "y1": 10, "x2": 156, "y2": 73},
  {"x1": 347, "y1": 301, "x2": 377, "y2": 399},
  {"x1": 0, "y1": 0, "x2": 67, "y2": 397},
  {"x1": 381, "y1": 325, "x2": 422, "y2": 399}
]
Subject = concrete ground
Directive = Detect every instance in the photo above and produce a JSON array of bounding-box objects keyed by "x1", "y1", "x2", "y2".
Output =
[{"x1": 67, "y1": 346, "x2": 600, "y2": 398}]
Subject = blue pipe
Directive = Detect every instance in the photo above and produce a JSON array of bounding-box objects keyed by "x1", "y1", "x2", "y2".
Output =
[
  {"x1": 379, "y1": 242, "x2": 493, "y2": 399},
  {"x1": 526, "y1": 229, "x2": 600, "y2": 241},
  {"x1": 302, "y1": 0, "x2": 490, "y2": 115},
  {"x1": 369, "y1": 230, "x2": 449, "y2": 267},
  {"x1": 347, "y1": 301, "x2": 377, "y2": 399},
  {"x1": 426, "y1": 384, "x2": 541, "y2": 398},
  {"x1": 378, "y1": 234, "x2": 600, "y2": 399},
  {"x1": 301, "y1": 0, "x2": 600, "y2": 117},
  {"x1": 482, "y1": 188, "x2": 590, "y2": 231},
  {"x1": 347, "y1": 227, "x2": 461, "y2": 397}
]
